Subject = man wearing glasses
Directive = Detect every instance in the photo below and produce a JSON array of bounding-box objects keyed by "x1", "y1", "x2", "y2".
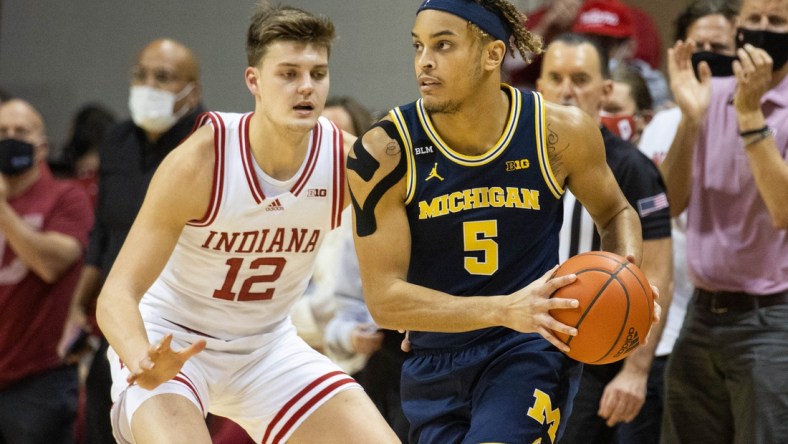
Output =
[{"x1": 59, "y1": 38, "x2": 203, "y2": 444}]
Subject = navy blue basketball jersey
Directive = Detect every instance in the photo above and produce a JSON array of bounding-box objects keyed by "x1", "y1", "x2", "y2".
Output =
[{"x1": 390, "y1": 86, "x2": 565, "y2": 350}]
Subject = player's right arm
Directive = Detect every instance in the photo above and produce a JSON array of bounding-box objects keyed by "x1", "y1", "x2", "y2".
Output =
[
  {"x1": 95, "y1": 125, "x2": 214, "y2": 390},
  {"x1": 348, "y1": 119, "x2": 579, "y2": 352}
]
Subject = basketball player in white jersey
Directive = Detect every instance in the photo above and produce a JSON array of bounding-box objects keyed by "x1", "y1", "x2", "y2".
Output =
[{"x1": 95, "y1": 3, "x2": 399, "y2": 444}]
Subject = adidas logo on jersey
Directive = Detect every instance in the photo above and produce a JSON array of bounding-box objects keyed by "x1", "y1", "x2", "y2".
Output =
[
  {"x1": 614, "y1": 327, "x2": 640, "y2": 358},
  {"x1": 265, "y1": 198, "x2": 284, "y2": 211}
]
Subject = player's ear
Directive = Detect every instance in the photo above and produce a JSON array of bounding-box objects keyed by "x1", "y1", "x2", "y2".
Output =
[
  {"x1": 484, "y1": 40, "x2": 506, "y2": 71},
  {"x1": 245, "y1": 67, "x2": 260, "y2": 96}
]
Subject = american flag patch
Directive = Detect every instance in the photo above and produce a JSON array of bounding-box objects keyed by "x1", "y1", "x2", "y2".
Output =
[{"x1": 637, "y1": 192, "x2": 669, "y2": 217}]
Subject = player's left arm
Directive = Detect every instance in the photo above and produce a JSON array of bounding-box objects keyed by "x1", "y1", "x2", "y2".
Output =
[
  {"x1": 599, "y1": 236, "x2": 673, "y2": 426},
  {"x1": 96, "y1": 125, "x2": 213, "y2": 389}
]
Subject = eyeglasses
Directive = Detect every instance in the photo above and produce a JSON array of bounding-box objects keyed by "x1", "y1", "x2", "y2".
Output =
[{"x1": 130, "y1": 66, "x2": 185, "y2": 86}]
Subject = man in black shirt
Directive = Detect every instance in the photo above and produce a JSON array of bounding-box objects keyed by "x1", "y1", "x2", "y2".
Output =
[
  {"x1": 58, "y1": 38, "x2": 203, "y2": 444},
  {"x1": 536, "y1": 33, "x2": 673, "y2": 443}
]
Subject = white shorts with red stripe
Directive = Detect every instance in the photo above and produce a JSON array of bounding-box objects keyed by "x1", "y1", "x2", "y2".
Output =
[{"x1": 108, "y1": 318, "x2": 360, "y2": 443}]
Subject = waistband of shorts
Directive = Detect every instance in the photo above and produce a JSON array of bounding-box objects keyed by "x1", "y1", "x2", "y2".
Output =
[
  {"x1": 147, "y1": 315, "x2": 294, "y2": 353},
  {"x1": 694, "y1": 287, "x2": 788, "y2": 314},
  {"x1": 410, "y1": 329, "x2": 531, "y2": 356}
]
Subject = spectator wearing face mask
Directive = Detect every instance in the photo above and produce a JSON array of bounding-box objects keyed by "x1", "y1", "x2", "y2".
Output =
[
  {"x1": 641, "y1": 0, "x2": 738, "y2": 164},
  {"x1": 58, "y1": 38, "x2": 204, "y2": 444},
  {"x1": 0, "y1": 99, "x2": 94, "y2": 443},
  {"x1": 622, "y1": 5, "x2": 738, "y2": 443},
  {"x1": 601, "y1": 65, "x2": 653, "y2": 146},
  {"x1": 660, "y1": 0, "x2": 788, "y2": 439}
]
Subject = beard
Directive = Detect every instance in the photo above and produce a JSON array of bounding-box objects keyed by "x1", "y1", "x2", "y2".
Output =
[
  {"x1": 423, "y1": 98, "x2": 462, "y2": 114},
  {"x1": 421, "y1": 59, "x2": 484, "y2": 115}
]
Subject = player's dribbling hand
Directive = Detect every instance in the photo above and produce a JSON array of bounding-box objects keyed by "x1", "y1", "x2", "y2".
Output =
[
  {"x1": 127, "y1": 334, "x2": 207, "y2": 390},
  {"x1": 504, "y1": 266, "x2": 579, "y2": 353}
]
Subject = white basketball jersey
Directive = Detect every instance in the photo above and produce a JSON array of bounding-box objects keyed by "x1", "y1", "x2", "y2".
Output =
[{"x1": 140, "y1": 112, "x2": 345, "y2": 340}]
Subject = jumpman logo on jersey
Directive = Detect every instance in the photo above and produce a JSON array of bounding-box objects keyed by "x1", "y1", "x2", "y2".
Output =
[{"x1": 425, "y1": 163, "x2": 444, "y2": 182}]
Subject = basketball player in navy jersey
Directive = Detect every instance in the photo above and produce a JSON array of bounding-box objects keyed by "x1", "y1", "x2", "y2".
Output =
[
  {"x1": 347, "y1": 1, "x2": 657, "y2": 443},
  {"x1": 95, "y1": 3, "x2": 398, "y2": 444}
]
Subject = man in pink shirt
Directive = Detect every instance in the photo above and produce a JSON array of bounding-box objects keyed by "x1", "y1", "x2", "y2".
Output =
[{"x1": 660, "y1": 0, "x2": 788, "y2": 441}]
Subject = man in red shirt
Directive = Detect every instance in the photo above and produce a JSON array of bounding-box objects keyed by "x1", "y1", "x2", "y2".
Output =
[{"x1": 0, "y1": 99, "x2": 94, "y2": 443}]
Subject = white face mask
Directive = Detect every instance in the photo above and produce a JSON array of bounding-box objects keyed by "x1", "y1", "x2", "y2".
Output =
[{"x1": 128, "y1": 83, "x2": 194, "y2": 134}]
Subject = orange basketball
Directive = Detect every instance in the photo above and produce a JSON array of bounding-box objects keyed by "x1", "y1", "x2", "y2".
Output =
[{"x1": 549, "y1": 251, "x2": 653, "y2": 365}]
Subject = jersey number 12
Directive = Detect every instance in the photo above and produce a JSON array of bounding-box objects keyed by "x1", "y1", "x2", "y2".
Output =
[{"x1": 213, "y1": 257, "x2": 287, "y2": 301}]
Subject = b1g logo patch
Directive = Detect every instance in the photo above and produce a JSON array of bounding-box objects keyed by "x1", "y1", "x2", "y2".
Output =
[
  {"x1": 306, "y1": 188, "x2": 327, "y2": 198},
  {"x1": 506, "y1": 158, "x2": 530, "y2": 171}
]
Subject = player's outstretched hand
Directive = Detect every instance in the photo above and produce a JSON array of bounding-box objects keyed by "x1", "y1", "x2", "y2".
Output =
[
  {"x1": 127, "y1": 334, "x2": 207, "y2": 390},
  {"x1": 503, "y1": 266, "x2": 579, "y2": 352}
]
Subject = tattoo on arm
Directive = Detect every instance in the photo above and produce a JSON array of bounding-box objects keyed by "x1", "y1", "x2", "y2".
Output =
[
  {"x1": 385, "y1": 140, "x2": 400, "y2": 156},
  {"x1": 347, "y1": 120, "x2": 406, "y2": 237},
  {"x1": 546, "y1": 122, "x2": 565, "y2": 178}
]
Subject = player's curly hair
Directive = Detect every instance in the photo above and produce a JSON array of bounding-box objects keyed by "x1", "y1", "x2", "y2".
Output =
[{"x1": 477, "y1": 0, "x2": 543, "y2": 61}]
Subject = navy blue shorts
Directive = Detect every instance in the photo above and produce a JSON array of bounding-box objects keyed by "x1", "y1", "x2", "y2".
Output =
[{"x1": 402, "y1": 331, "x2": 582, "y2": 444}]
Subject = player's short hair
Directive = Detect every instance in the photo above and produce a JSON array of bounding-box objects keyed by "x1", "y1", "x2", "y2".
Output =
[{"x1": 246, "y1": 1, "x2": 336, "y2": 67}]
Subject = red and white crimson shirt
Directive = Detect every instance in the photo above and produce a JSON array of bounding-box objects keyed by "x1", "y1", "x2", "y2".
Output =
[{"x1": 140, "y1": 112, "x2": 345, "y2": 340}]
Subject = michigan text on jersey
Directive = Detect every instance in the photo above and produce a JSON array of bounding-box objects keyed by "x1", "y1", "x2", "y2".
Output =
[{"x1": 418, "y1": 187, "x2": 540, "y2": 219}]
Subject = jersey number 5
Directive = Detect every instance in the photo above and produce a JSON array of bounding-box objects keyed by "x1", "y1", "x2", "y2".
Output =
[
  {"x1": 463, "y1": 220, "x2": 499, "y2": 275},
  {"x1": 213, "y1": 257, "x2": 287, "y2": 301}
]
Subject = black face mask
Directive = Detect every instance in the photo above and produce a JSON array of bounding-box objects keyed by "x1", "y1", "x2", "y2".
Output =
[
  {"x1": 0, "y1": 139, "x2": 35, "y2": 176},
  {"x1": 736, "y1": 28, "x2": 788, "y2": 71},
  {"x1": 692, "y1": 51, "x2": 737, "y2": 77}
]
